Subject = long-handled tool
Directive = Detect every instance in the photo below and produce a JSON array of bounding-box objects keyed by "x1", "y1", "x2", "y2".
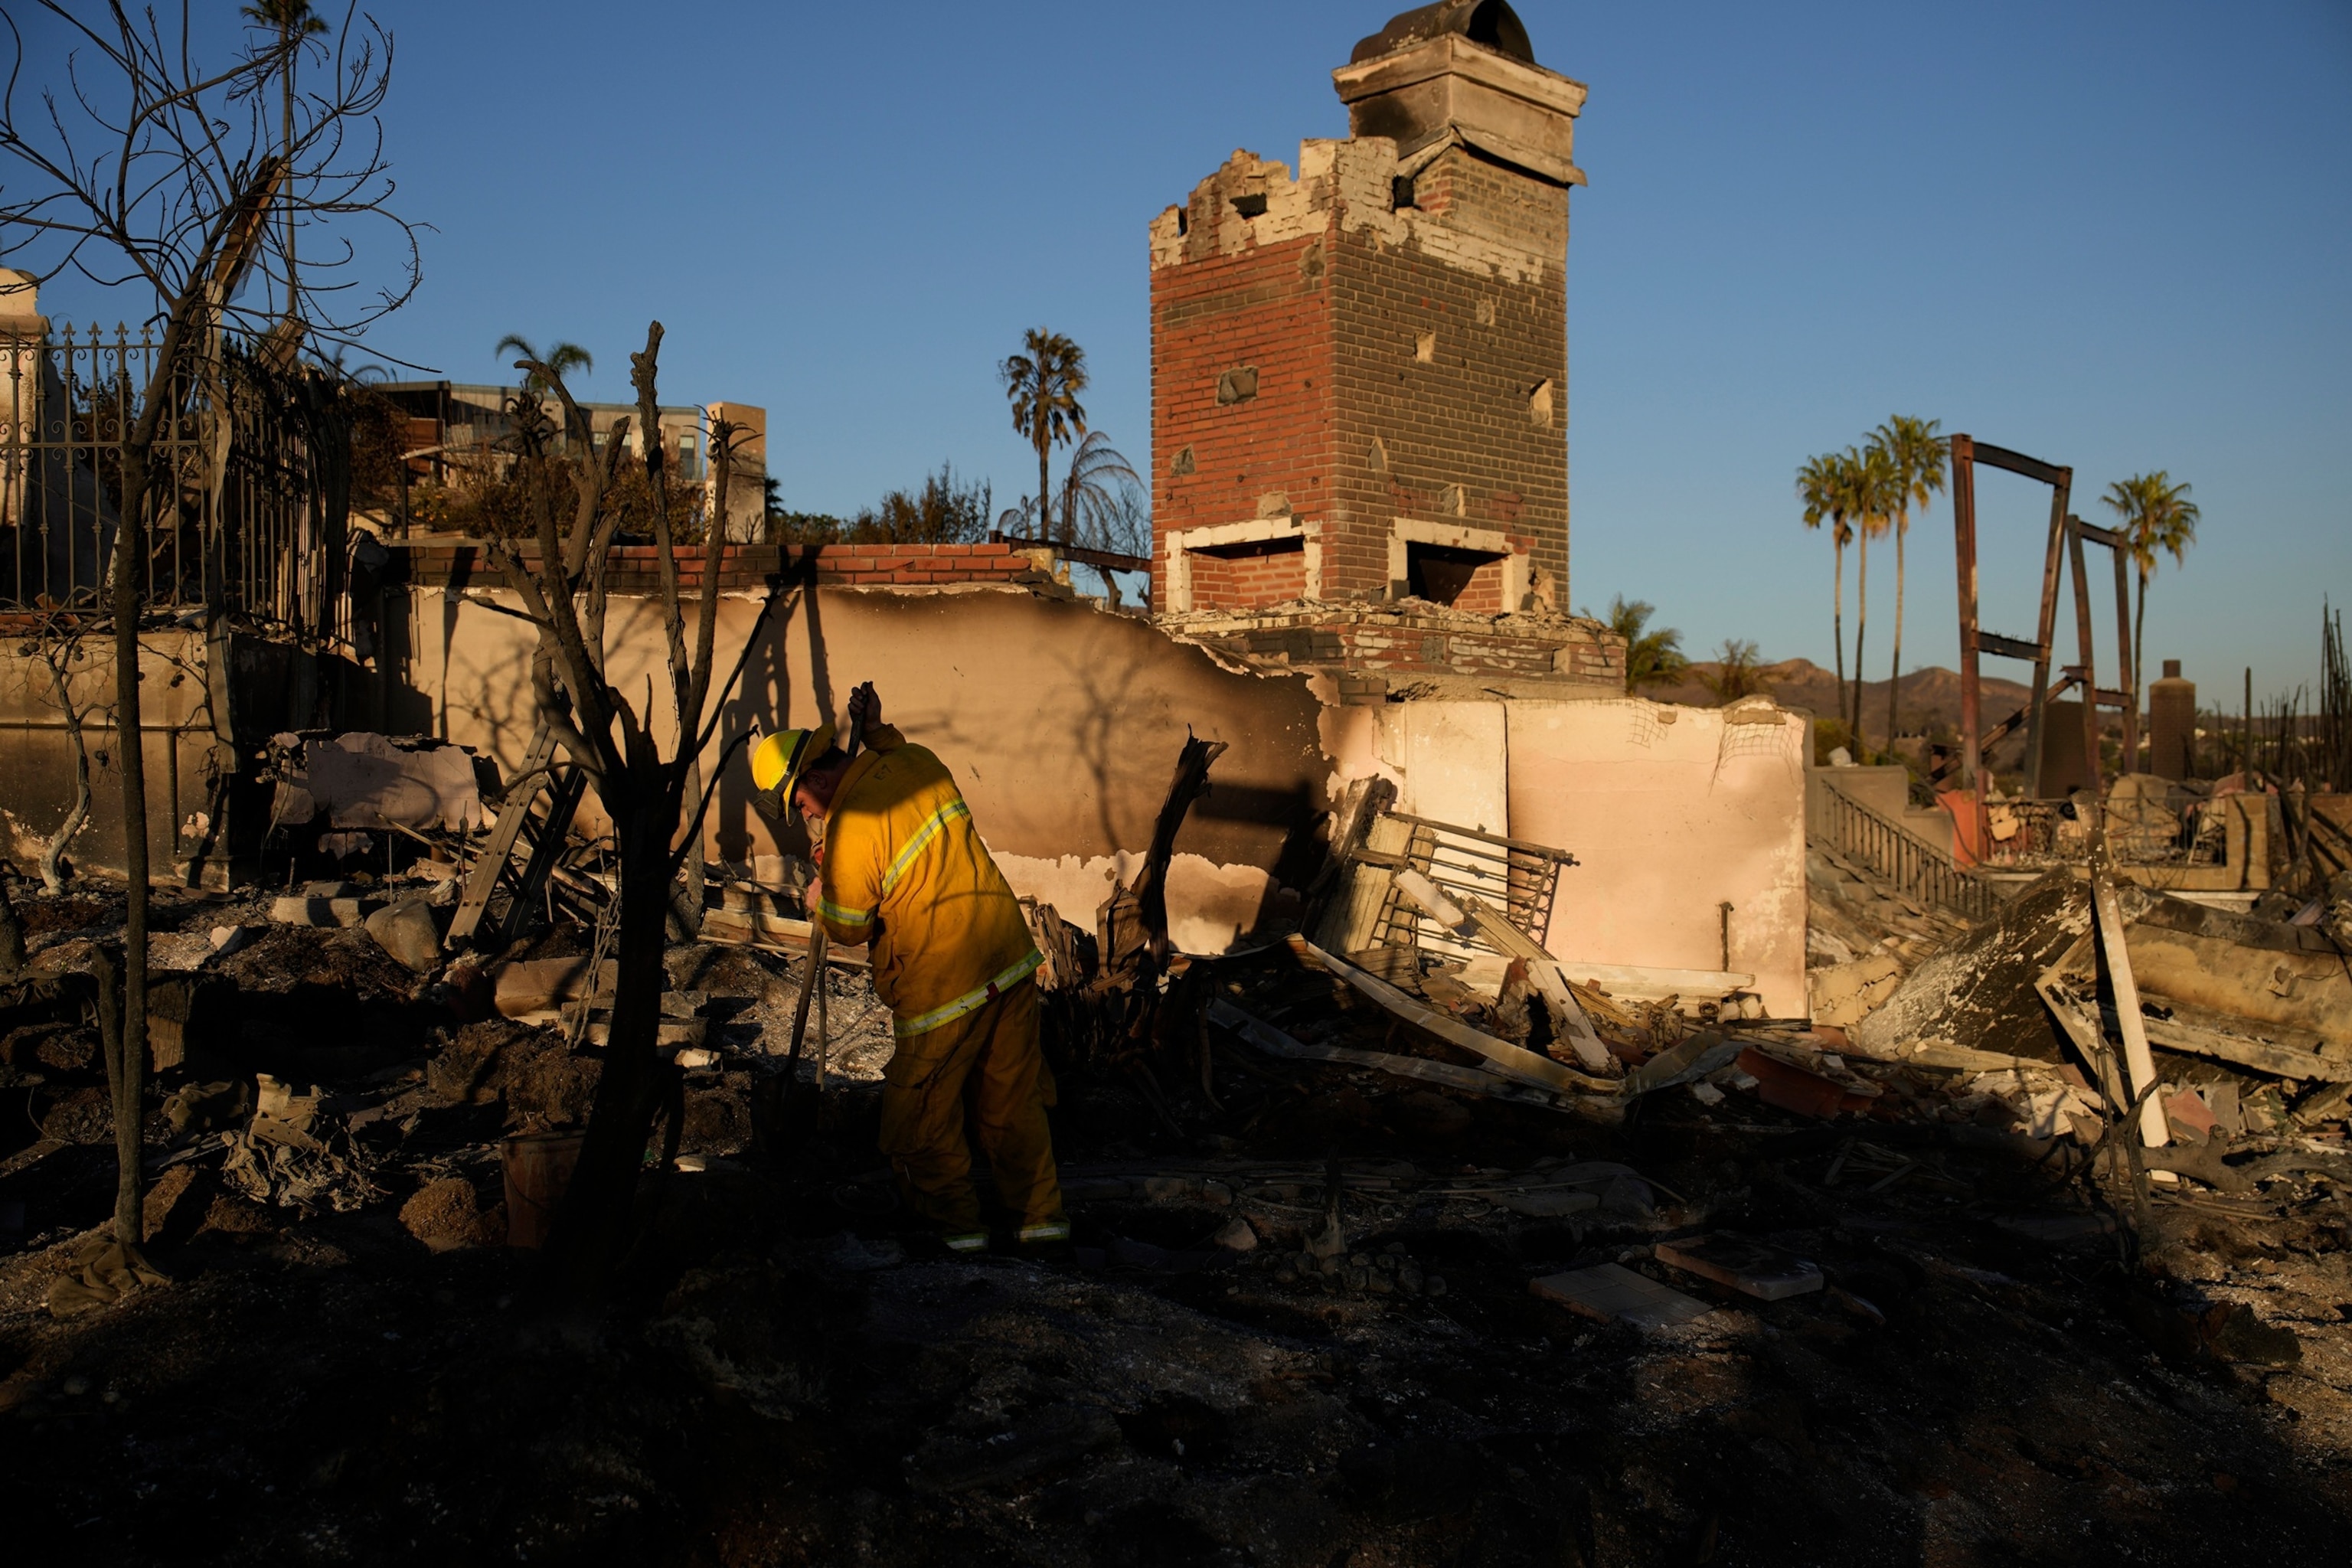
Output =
[{"x1": 785, "y1": 696, "x2": 864, "y2": 1087}]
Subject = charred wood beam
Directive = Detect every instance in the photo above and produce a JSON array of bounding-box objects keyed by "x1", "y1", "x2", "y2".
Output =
[{"x1": 1131, "y1": 734, "x2": 1228, "y2": 967}]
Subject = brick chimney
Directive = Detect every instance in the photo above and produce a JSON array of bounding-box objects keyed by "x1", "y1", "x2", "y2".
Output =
[{"x1": 1149, "y1": 2, "x2": 1586, "y2": 617}]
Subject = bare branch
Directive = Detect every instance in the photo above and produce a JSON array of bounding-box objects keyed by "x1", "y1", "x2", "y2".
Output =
[
  {"x1": 1, "y1": 2, "x2": 420, "y2": 347},
  {"x1": 681, "y1": 414, "x2": 738, "y2": 737},
  {"x1": 628, "y1": 323, "x2": 694, "y2": 738}
]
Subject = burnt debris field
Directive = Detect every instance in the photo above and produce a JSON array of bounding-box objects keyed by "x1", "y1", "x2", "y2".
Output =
[{"x1": 2, "y1": 856, "x2": 2349, "y2": 1568}]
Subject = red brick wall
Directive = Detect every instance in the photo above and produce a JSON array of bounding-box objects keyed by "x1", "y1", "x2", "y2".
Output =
[
  {"x1": 1441, "y1": 553, "x2": 1512, "y2": 616},
  {"x1": 1150, "y1": 215, "x2": 1337, "y2": 610},
  {"x1": 795, "y1": 543, "x2": 1040, "y2": 586},
  {"x1": 1179, "y1": 609, "x2": 1623, "y2": 688},
  {"x1": 1186, "y1": 540, "x2": 1308, "y2": 610},
  {"x1": 1330, "y1": 146, "x2": 1569, "y2": 601},
  {"x1": 1152, "y1": 142, "x2": 1570, "y2": 614},
  {"x1": 397, "y1": 541, "x2": 1050, "y2": 592}
]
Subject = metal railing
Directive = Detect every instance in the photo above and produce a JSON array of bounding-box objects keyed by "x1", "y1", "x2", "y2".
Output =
[
  {"x1": 0, "y1": 321, "x2": 342, "y2": 643},
  {"x1": 1809, "y1": 778, "x2": 1999, "y2": 922},
  {"x1": 1369, "y1": 811, "x2": 1579, "y2": 958}
]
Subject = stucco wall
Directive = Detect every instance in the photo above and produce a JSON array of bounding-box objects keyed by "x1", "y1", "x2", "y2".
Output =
[
  {"x1": 392, "y1": 584, "x2": 1808, "y2": 979},
  {"x1": 1318, "y1": 700, "x2": 1510, "y2": 833},
  {"x1": 0, "y1": 629, "x2": 221, "y2": 877},
  {"x1": 399, "y1": 584, "x2": 1333, "y2": 951},
  {"x1": 1317, "y1": 694, "x2": 1808, "y2": 1013},
  {"x1": 1504, "y1": 698, "x2": 1810, "y2": 1017}
]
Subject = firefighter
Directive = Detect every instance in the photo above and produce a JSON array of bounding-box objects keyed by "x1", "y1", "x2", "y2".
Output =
[{"x1": 748, "y1": 684, "x2": 1067, "y2": 1255}]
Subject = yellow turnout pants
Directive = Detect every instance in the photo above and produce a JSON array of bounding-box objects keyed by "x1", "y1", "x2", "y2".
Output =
[{"x1": 878, "y1": 978, "x2": 1066, "y2": 1241}]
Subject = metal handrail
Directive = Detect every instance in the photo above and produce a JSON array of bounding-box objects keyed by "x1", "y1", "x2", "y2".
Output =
[{"x1": 1809, "y1": 777, "x2": 1998, "y2": 922}]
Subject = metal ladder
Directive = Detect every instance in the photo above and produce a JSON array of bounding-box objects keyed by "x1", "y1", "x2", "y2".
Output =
[{"x1": 446, "y1": 719, "x2": 592, "y2": 951}]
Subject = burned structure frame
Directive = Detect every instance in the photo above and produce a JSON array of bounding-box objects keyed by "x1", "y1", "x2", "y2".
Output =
[{"x1": 1945, "y1": 435, "x2": 2137, "y2": 824}]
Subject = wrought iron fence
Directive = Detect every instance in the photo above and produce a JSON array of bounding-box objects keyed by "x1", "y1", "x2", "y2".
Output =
[
  {"x1": 1808, "y1": 779, "x2": 1999, "y2": 923},
  {"x1": 0, "y1": 321, "x2": 344, "y2": 642}
]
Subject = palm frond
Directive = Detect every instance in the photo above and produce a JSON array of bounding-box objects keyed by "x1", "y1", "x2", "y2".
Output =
[{"x1": 2101, "y1": 472, "x2": 2201, "y2": 575}]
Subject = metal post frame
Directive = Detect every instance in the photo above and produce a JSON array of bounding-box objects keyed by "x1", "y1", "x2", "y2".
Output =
[
  {"x1": 2027, "y1": 469, "x2": 2073, "y2": 795},
  {"x1": 2066, "y1": 515, "x2": 2104, "y2": 796},
  {"x1": 2102, "y1": 522, "x2": 2137, "y2": 769},
  {"x1": 1947, "y1": 442, "x2": 2116, "y2": 808},
  {"x1": 2066, "y1": 515, "x2": 2141, "y2": 785},
  {"x1": 1951, "y1": 435, "x2": 1984, "y2": 812}
]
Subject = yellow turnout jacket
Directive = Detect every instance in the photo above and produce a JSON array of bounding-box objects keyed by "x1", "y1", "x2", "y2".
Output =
[{"x1": 813, "y1": 724, "x2": 1041, "y2": 1037}]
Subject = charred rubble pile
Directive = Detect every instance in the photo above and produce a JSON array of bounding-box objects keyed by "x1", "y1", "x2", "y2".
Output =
[{"x1": 0, "y1": 735, "x2": 2348, "y2": 1562}]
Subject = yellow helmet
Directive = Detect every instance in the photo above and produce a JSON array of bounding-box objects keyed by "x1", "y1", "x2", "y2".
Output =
[{"x1": 750, "y1": 722, "x2": 835, "y2": 797}]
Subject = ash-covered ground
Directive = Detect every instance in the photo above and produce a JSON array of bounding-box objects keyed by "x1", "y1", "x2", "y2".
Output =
[{"x1": 2, "y1": 874, "x2": 2349, "y2": 1566}]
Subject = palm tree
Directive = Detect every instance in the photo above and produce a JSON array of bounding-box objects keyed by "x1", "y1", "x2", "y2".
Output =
[
  {"x1": 1870, "y1": 415, "x2": 1945, "y2": 745},
  {"x1": 998, "y1": 430, "x2": 1145, "y2": 602},
  {"x1": 495, "y1": 334, "x2": 595, "y2": 397},
  {"x1": 1000, "y1": 329, "x2": 1088, "y2": 540},
  {"x1": 1847, "y1": 442, "x2": 1899, "y2": 751},
  {"x1": 2102, "y1": 472, "x2": 2200, "y2": 743},
  {"x1": 1057, "y1": 430, "x2": 1141, "y2": 604},
  {"x1": 240, "y1": 1, "x2": 329, "y2": 320},
  {"x1": 1591, "y1": 594, "x2": 1688, "y2": 693},
  {"x1": 1700, "y1": 639, "x2": 1769, "y2": 703},
  {"x1": 1056, "y1": 431, "x2": 1139, "y2": 546},
  {"x1": 1797, "y1": 451, "x2": 1857, "y2": 724}
]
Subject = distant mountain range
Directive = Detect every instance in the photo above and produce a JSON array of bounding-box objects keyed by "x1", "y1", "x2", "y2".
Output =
[{"x1": 1648, "y1": 658, "x2": 2039, "y2": 743}]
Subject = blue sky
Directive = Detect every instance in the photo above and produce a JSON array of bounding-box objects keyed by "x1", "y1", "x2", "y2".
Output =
[{"x1": 24, "y1": 2, "x2": 2352, "y2": 704}]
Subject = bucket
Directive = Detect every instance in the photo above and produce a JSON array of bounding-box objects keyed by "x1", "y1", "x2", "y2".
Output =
[{"x1": 501, "y1": 1130, "x2": 586, "y2": 1249}]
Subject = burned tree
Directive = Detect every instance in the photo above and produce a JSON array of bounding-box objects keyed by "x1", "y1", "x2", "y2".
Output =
[
  {"x1": 0, "y1": 2, "x2": 417, "y2": 1258},
  {"x1": 479, "y1": 326, "x2": 775, "y2": 1292},
  {"x1": 24, "y1": 616, "x2": 102, "y2": 891}
]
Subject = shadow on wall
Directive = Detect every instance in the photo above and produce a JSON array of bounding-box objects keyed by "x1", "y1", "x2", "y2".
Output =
[{"x1": 387, "y1": 583, "x2": 1334, "y2": 947}]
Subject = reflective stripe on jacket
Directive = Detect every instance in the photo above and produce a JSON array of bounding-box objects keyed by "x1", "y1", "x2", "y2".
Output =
[{"x1": 815, "y1": 724, "x2": 1040, "y2": 1037}]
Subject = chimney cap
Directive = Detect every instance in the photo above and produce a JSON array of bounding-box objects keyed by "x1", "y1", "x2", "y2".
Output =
[
  {"x1": 2162, "y1": 658, "x2": 2183, "y2": 680},
  {"x1": 1351, "y1": 2, "x2": 1534, "y2": 67}
]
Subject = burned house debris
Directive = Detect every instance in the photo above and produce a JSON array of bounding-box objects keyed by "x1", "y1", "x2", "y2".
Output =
[{"x1": 1, "y1": 4, "x2": 2349, "y2": 1563}]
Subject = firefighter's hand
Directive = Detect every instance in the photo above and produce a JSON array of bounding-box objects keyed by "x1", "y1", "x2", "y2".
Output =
[
  {"x1": 802, "y1": 878, "x2": 823, "y2": 917},
  {"x1": 848, "y1": 681, "x2": 880, "y2": 735}
]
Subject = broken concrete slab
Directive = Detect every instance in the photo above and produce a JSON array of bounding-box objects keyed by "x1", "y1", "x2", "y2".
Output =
[
  {"x1": 271, "y1": 893, "x2": 385, "y2": 929},
  {"x1": 1654, "y1": 1233, "x2": 1824, "y2": 1302},
  {"x1": 1958, "y1": 1068, "x2": 2101, "y2": 1139},
  {"x1": 2118, "y1": 895, "x2": 2352, "y2": 1046},
  {"x1": 1621, "y1": 1030, "x2": 1743, "y2": 1096},
  {"x1": 1213, "y1": 1215, "x2": 1259, "y2": 1251},
  {"x1": 2039, "y1": 921, "x2": 2352, "y2": 1086},
  {"x1": 1808, "y1": 952, "x2": 1903, "y2": 1029},
  {"x1": 1529, "y1": 1263, "x2": 1713, "y2": 1329},
  {"x1": 1851, "y1": 870, "x2": 2089, "y2": 1063},
  {"x1": 493, "y1": 956, "x2": 619, "y2": 1018},
  {"x1": 364, "y1": 899, "x2": 444, "y2": 975}
]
